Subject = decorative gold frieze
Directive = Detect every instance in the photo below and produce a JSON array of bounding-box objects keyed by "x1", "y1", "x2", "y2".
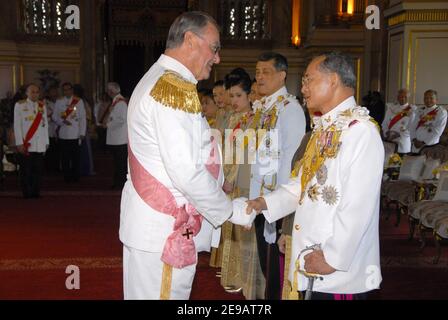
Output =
[{"x1": 388, "y1": 10, "x2": 448, "y2": 27}]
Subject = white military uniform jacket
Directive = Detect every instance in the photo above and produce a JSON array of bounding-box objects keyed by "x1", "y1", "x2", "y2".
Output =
[
  {"x1": 14, "y1": 99, "x2": 49, "y2": 153},
  {"x1": 52, "y1": 96, "x2": 87, "y2": 140},
  {"x1": 263, "y1": 97, "x2": 384, "y2": 294},
  {"x1": 249, "y1": 87, "x2": 306, "y2": 243},
  {"x1": 382, "y1": 102, "x2": 416, "y2": 153},
  {"x1": 119, "y1": 54, "x2": 233, "y2": 254},
  {"x1": 106, "y1": 94, "x2": 128, "y2": 146},
  {"x1": 411, "y1": 104, "x2": 447, "y2": 153},
  {"x1": 45, "y1": 99, "x2": 57, "y2": 138}
]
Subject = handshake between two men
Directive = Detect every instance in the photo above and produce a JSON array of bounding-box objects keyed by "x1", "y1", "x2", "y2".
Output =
[
  {"x1": 228, "y1": 196, "x2": 336, "y2": 276},
  {"x1": 228, "y1": 197, "x2": 267, "y2": 227}
]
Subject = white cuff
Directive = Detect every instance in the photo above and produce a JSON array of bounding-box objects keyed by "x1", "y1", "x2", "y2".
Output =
[{"x1": 230, "y1": 197, "x2": 256, "y2": 227}]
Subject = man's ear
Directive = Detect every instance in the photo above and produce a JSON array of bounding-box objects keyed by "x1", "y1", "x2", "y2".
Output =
[
  {"x1": 329, "y1": 72, "x2": 339, "y2": 88},
  {"x1": 184, "y1": 31, "x2": 195, "y2": 48},
  {"x1": 280, "y1": 70, "x2": 287, "y2": 82}
]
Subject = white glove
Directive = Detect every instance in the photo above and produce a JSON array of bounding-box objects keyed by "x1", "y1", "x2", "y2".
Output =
[{"x1": 230, "y1": 197, "x2": 256, "y2": 227}]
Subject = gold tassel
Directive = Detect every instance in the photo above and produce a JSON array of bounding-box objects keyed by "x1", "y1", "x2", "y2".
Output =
[
  {"x1": 150, "y1": 71, "x2": 202, "y2": 114},
  {"x1": 282, "y1": 235, "x2": 293, "y2": 300},
  {"x1": 160, "y1": 263, "x2": 173, "y2": 300},
  {"x1": 289, "y1": 258, "x2": 303, "y2": 300}
]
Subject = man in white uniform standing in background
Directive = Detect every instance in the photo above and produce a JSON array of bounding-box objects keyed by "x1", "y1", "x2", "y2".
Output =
[
  {"x1": 105, "y1": 82, "x2": 128, "y2": 190},
  {"x1": 250, "y1": 52, "x2": 306, "y2": 299},
  {"x1": 52, "y1": 82, "x2": 86, "y2": 183}
]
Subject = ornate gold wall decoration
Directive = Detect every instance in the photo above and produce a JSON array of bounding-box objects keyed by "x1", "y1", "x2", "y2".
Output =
[{"x1": 388, "y1": 10, "x2": 448, "y2": 27}]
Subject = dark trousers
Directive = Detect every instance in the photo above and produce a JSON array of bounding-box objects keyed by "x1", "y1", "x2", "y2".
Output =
[
  {"x1": 96, "y1": 127, "x2": 107, "y2": 152},
  {"x1": 45, "y1": 137, "x2": 60, "y2": 173},
  {"x1": 60, "y1": 139, "x2": 80, "y2": 183},
  {"x1": 18, "y1": 152, "x2": 44, "y2": 198},
  {"x1": 300, "y1": 291, "x2": 368, "y2": 300},
  {"x1": 254, "y1": 214, "x2": 281, "y2": 300},
  {"x1": 109, "y1": 144, "x2": 128, "y2": 189}
]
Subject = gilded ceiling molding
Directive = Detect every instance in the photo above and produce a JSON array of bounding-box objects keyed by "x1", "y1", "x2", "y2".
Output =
[{"x1": 388, "y1": 10, "x2": 448, "y2": 27}]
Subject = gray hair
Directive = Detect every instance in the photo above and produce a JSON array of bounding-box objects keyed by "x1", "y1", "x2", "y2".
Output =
[
  {"x1": 317, "y1": 52, "x2": 356, "y2": 90},
  {"x1": 107, "y1": 82, "x2": 121, "y2": 94},
  {"x1": 166, "y1": 11, "x2": 219, "y2": 49}
]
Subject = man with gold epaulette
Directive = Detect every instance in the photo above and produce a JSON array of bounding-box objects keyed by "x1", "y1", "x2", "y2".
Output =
[
  {"x1": 119, "y1": 11, "x2": 255, "y2": 300},
  {"x1": 247, "y1": 52, "x2": 383, "y2": 300},
  {"x1": 250, "y1": 52, "x2": 306, "y2": 299},
  {"x1": 14, "y1": 84, "x2": 49, "y2": 198}
]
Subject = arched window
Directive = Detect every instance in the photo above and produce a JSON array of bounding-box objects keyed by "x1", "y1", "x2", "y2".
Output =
[
  {"x1": 22, "y1": 0, "x2": 77, "y2": 36},
  {"x1": 219, "y1": 0, "x2": 271, "y2": 40}
]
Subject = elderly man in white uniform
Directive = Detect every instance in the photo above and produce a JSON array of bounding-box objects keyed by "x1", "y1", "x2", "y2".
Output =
[
  {"x1": 14, "y1": 84, "x2": 49, "y2": 198},
  {"x1": 382, "y1": 88, "x2": 416, "y2": 154},
  {"x1": 119, "y1": 11, "x2": 254, "y2": 300},
  {"x1": 105, "y1": 82, "x2": 128, "y2": 190},
  {"x1": 247, "y1": 52, "x2": 384, "y2": 300},
  {"x1": 411, "y1": 89, "x2": 447, "y2": 153},
  {"x1": 250, "y1": 52, "x2": 306, "y2": 299}
]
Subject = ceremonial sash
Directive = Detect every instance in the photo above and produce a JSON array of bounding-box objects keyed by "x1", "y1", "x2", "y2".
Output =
[
  {"x1": 63, "y1": 97, "x2": 80, "y2": 120},
  {"x1": 128, "y1": 141, "x2": 220, "y2": 269},
  {"x1": 388, "y1": 106, "x2": 411, "y2": 130},
  {"x1": 23, "y1": 101, "x2": 45, "y2": 154},
  {"x1": 100, "y1": 97, "x2": 126, "y2": 125},
  {"x1": 56, "y1": 97, "x2": 80, "y2": 138},
  {"x1": 416, "y1": 108, "x2": 438, "y2": 129}
]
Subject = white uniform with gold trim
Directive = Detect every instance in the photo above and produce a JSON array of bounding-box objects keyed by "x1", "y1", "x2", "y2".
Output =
[
  {"x1": 382, "y1": 103, "x2": 416, "y2": 153},
  {"x1": 249, "y1": 87, "x2": 306, "y2": 243},
  {"x1": 119, "y1": 54, "x2": 233, "y2": 300},
  {"x1": 14, "y1": 99, "x2": 49, "y2": 152},
  {"x1": 411, "y1": 104, "x2": 447, "y2": 153},
  {"x1": 52, "y1": 96, "x2": 87, "y2": 140},
  {"x1": 262, "y1": 97, "x2": 383, "y2": 294}
]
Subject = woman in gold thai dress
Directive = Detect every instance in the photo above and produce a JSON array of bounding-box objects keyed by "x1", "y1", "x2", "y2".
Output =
[{"x1": 220, "y1": 69, "x2": 265, "y2": 299}]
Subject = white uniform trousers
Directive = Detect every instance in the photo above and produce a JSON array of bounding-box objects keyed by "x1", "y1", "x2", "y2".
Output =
[{"x1": 123, "y1": 245, "x2": 196, "y2": 300}]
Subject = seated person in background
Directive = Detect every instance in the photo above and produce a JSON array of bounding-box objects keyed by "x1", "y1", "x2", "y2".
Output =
[
  {"x1": 411, "y1": 89, "x2": 447, "y2": 153},
  {"x1": 382, "y1": 88, "x2": 416, "y2": 155}
]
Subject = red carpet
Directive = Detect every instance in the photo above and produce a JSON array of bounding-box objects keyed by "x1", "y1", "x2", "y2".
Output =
[
  {"x1": 0, "y1": 154, "x2": 243, "y2": 300},
  {"x1": 1, "y1": 155, "x2": 447, "y2": 299}
]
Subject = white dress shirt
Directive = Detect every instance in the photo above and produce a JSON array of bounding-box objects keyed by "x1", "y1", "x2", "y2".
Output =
[
  {"x1": 119, "y1": 54, "x2": 233, "y2": 253},
  {"x1": 263, "y1": 97, "x2": 384, "y2": 294},
  {"x1": 249, "y1": 86, "x2": 306, "y2": 243},
  {"x1": 52, "y1": 96, "x2": 87, "y2": 140},
  {"x1": 382, "y1": 103, "x2": 416, "y2": 153},
  {"x1": 106, "y1": 94, "x2": 128, "y2": 146},
  {"x1": 14, "y1": 99, "x2": 49, "y2": 153}
]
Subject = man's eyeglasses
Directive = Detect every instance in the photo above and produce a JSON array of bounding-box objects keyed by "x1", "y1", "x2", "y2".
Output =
[{"x1": 193, "y1": 32, "x2": 221, "y2": 55}]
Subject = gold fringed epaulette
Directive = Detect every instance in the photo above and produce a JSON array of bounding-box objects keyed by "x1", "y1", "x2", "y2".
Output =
[{"x1": 150, "y1": 71, "x2": 202, "y2": 114}]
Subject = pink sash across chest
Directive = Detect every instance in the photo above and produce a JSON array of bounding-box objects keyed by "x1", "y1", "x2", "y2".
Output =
[{"x1": 128, "y1": 140, "x2": 220, "y2": 269}]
